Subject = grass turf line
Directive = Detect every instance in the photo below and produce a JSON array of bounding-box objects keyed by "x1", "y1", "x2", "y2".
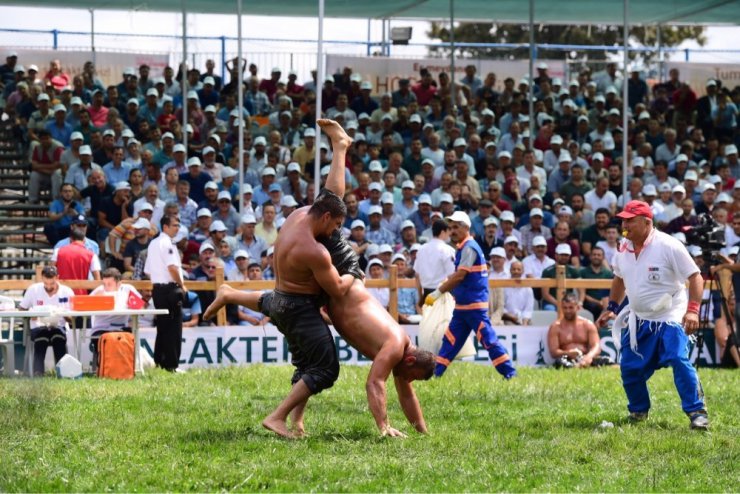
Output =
[{"x1": 0, "y1": 365, "x2": 737, "y2": 492}]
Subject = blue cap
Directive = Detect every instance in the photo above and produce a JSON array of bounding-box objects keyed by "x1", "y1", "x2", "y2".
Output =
[{"x1": 268, "y1": 183, "x2": 282, "y2": 193}]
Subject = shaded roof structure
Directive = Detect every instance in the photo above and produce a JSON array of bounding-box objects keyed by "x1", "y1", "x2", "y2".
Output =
[{"x1": 4, "y1": 0, "x2": 740, "y2": 25}]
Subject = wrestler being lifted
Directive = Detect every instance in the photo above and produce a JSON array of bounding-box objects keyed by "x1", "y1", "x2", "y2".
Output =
[{"x1": 205, "y1": 119, "x2": 434, "y2": 439}]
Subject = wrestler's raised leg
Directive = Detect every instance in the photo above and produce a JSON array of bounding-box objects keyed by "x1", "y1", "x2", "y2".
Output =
[
  {"x1": 202, "y1": 285, "x2": 263, "y2": 321},
  {"x1": 317, "y1": 118, "x2": 352, "y2": 150},
  {"x1": 317, "y1": 119, "x2": 352, "y2": 197}
]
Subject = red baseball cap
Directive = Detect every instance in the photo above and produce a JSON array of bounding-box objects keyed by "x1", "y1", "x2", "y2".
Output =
[{"x1": 616, "y1": 200, "x2": 653, "y2": 220}]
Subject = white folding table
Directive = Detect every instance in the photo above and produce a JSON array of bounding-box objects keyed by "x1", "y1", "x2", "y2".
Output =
[{"x1": 0, "y1": 308, "x2": 168, "y2": 376}]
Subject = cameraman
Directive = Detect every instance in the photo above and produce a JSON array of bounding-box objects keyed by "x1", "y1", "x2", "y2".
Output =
[
  {"x1": 710, "y1": 253, "x2": 740, "y2": 368},
  {"x1": 44, "y1": 183, "x2": 85, "y2": 245}
]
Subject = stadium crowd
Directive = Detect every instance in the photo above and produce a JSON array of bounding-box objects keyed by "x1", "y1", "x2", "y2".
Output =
[{"x1": 0, "y1": 53, "x2": 739, "y2": 342}]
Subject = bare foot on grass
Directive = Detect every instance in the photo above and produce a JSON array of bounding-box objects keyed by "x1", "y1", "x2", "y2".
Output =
[
  {"x1": 262, "y1": 415, "x2": 295, "y2": 439},
  {"x1": 292, "y1": 421, "x2": 307, "y2": 438},
  {"x1": 317, "y1": 118, "x2": 352, "y2": 150},
  {"x1": 203, "y1": 284, "x2": 238, "y2": 321}
]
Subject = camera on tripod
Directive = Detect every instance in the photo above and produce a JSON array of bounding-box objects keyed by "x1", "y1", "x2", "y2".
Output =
[{"x1": 683, "y1": 213, "x2": 726, "y2": 260}]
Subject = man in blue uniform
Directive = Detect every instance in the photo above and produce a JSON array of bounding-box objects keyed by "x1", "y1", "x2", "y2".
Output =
[{"x1": 425, "y1": 211, "x2": 516, "y2": 379}]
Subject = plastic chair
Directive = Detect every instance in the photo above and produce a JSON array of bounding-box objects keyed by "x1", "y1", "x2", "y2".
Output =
[
  {"x1": 530, "y1": 310, "x2": 558, "y2": 327},
  {"x1": 0, "y1": 295, "x2": 17, "y2": 376},
  {"x1": 578, "y1": 310, "x2": 595, "y2": 322}
]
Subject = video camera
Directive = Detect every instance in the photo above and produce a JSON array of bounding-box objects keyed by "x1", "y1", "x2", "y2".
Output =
[{"x1": 683, "y1": 213, "x2": 726, "y2": 261}]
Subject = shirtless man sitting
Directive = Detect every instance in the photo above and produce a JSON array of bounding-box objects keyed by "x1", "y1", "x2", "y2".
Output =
[
  {"x1": 207, "y1": 119, "x2": 434, "y2": 439},
  {"x1": 547, "y1": 293, "x2": 608, "y2": 368}
]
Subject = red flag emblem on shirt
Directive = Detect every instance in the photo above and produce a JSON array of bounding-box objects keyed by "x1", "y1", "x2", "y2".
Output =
[{"x1": 127, "y1": 290, "x2": 145, "y2": 309}]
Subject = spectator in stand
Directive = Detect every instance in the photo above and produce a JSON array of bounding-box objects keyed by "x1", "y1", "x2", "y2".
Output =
[
  {"x1": 97, "y1": 181, "x2": 133, "y2": 245},
  {"x1": 226, "y1": 249, "x2": 251, "y2": 281},
  {"x1": 584, "y1": 176, "x2": 617, "y2": 215},
  {"x1": 46, "y1": 104, "x2": 73, "y2": 147},
  {"x1": 541, "y1": 243, "x2": 582, "y2": 311},
  {"x1": 666, "y1": 198, "x2": 698, "y2": 234},
  {"x1": 182, "y1": 157, "x2": 211, "y2": 205},
  {"x1": 102, "y1": 146, "x2": 131, "y2": 185},
  {"x1": 581, "y1": 208, "x2": 611, "y2": 258},
  {"x1": 519, "y1": 208, "x2": 551, "y2": 256},
  {"x1": 117, "y1": 217, "x2": 153, "y2": 274},
  {"x1": 65, "y1": 144, "x2": 101, "y2": 191},
  {"x1": 411, "y1": 68, "x2": 437, "y2": 108},
  {"x1": 580, "y1": 246, "x2": 614, "y2": 321},
  {"x1": 44, "y1": 183, "x2": 86, "y2": 245},
  {"x1": 236, "y1": 214, "x2": 268, "y2": 261},
  {"x1": 44, "y1": 59, "x2": 69, "y2": 91},
  {"x1": 237, "y1": 263, "x2": 271, "y2": 326},
  {"x1": 29, "y1": 129, "x2": 64, "y2": 203},
  {"x1": 502, "y1": 261, "x2": 534, "y2": 325},
  {"x1": 393, "y1": 254, "x2": 420, "y2": 324},
  {"x1": 366, "y1": 259, "x2": 389, "y2": 309},
  {"x1": 19, "y1": 266, "x2": 75, "y2": 376},
  {"x1": 522, "y1": 235, "x2": 555, "y2": 279},
  {"x1": 547, "y1": 221, "x2": 581, "y2": 267}
]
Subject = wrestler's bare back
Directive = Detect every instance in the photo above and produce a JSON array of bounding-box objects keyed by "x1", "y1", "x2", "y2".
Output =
[
  {"x1": 327, "y1": 279, "x2": 409, "y2": 361},
  {"x1": 273, "y1": 206, "x2": 324, "y2": 294}
]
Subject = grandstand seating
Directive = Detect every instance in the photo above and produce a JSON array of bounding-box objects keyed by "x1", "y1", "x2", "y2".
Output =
[{"x1": 0, "y1": 120, "x2": 51, "y2": 279}]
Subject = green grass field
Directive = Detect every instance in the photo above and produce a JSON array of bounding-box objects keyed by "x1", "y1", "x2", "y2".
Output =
[{"x1": 0, "y1": 365, "x2": 737, "y2": 492}]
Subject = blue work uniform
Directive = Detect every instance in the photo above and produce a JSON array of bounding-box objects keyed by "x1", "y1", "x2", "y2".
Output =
[{"x1": 435, "y1": 235, "x2": 516, "y2": 379}]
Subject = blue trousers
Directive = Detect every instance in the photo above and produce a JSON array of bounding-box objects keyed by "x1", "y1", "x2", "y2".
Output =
[
  {"x1": 620, "y1": 320, "x2": 705, "y2": 414},
  {"x1": 434, "y1": 309, "x2": 516, "y2": 379}
]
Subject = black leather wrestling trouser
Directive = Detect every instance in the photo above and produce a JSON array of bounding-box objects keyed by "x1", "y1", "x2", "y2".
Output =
[{"x1": 258, "y1": 290, "x2": 339, "y2": 394}]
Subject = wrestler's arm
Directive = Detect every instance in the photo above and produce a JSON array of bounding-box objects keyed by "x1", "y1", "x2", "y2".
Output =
[
  {"x1": 393, "y1": 377, "x2": 427, "y2": 433},
  {"x1": 547, "y1": 322, "x2": 564, "y2": 359},
  {"x1": 311, "y1": 247, "x2": 355, "y2": 299},
  {"x1": 366, "y1": 343, "x2": 405, "y2": 436},
  {"x1": 580, "y1": 320, "x2": 601, "y2": 367}
]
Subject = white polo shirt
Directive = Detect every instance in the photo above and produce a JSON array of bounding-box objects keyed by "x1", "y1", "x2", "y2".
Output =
[
  {"x1": 19, "y1": 282, "x2": 75, "y2": 330},
  {"x1": 144, "y1": 232, "x2": 182, "y2": 284},
  {"x1": 522, "y1": 254, "x2": 555, "y2": 278},
  {"x1": 503, "y1": 285, "x2": 535, "y2": 320},
  {"x1": 584, "y1": 189, "x2": 617, "y2": 212},
  {"x1": 414, "y1": 238, "x2": 455, "y2": 290},
  {"x1": 612, "y1": 229, "x2": 699, "y2": 322}
]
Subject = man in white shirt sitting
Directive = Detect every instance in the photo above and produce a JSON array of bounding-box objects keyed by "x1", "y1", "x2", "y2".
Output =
[
  {"x1": 19, "y1": 266, "x2": 75, "y2": 376},
  {"x1": 503, "y1": 261, "x2": 534, "y2": 325},
  {"x1": 88, "y1": 267, "x2": 144, "y2": 367}
]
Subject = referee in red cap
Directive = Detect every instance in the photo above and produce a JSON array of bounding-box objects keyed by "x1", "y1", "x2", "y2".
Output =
[{"x1": 596, "y1": 200, "x2": 709, "y2": 430}]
